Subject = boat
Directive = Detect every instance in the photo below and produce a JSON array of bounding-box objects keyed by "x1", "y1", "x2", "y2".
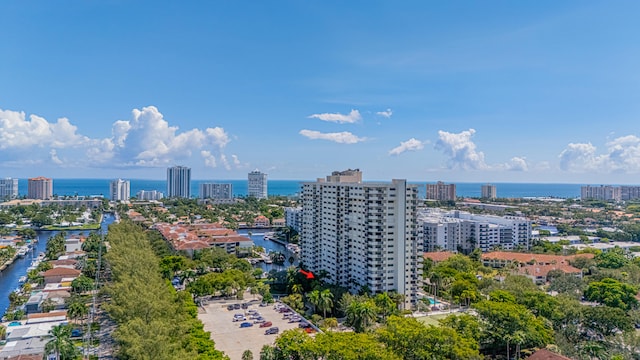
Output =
[
  {"x1": 17, "y1": 247, "x2": 28, "y2": 258},
  {"x1": 18, "y1": 276, "x2": 27, "y2": 284}
]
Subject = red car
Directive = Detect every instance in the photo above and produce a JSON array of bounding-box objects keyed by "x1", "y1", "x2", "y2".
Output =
[{"x1": 259, "y1": 321, "x2": 273, "y2": 328}]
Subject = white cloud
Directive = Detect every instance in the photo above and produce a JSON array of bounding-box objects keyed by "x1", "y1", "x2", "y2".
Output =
[
  {"x1": 308, "y1": 109, "x2": 362, "y2": 124},
  {"x1": 389, "y1": 138, "x2": 424, "y2": 156},
  {"x1": 0, "y1": 105, "x2": 234, "y2": 171},
  {"x1": 376, "y1": 108, "x2": 393, "y2": 118},
  {"x1": 505, "y1": 157, "x2": 528, "y2": 171},
  {"x1": 435, "y1": 129, "x2": 487, "y2": 170},
  {"x1": 299, "y1": 129, "x2": 366, "y2": 144},
  {"x1": 201, "y1": 150, "x2": 217, "y2": 168},
  {"x1": 559, "y1": 135, "x2": 640, "y2": 173},
  {"x1": 0, "y1": 109, "x2": 90, "y2": 149},
  {"x1": 220, "y1": 154, "x2": 231, "y2": 170},
  {"x1": 232, "y1": 155, "x2": 241, "y2": 166},
  {"x1": 49, "y1": 149, "x2": 63, "y2": 165}
]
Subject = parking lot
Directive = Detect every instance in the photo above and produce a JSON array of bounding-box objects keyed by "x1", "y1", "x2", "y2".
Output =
[{"x1": 199, "y1": 298, "x2": 309, "y2": 360}]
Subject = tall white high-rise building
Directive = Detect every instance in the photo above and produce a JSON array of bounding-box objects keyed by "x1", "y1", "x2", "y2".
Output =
[
  {"x1": 301, "y1": 171, "x2": 422, "y2": 309},
  {"x1": 110, "y1": 179, "x2": 130, "y2": 202},
  {"x1": 248, "y1": 170, "x2": 268, "y2": 199},
  {"x1": 167, "y1": 166, "x2": 191, "y2": 198},
  {"x1": 481, "y1": 184, "x2": 497, "y2": 199},
  {"x1": 0, "y1": 178, "x2": 19, "y2": 200},
  {"x1": 200, "y1": 183, "x2": 233, "y2": 200}
]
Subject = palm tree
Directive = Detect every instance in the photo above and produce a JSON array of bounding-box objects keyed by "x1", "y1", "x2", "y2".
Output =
[
  {"x1": 346, "y1": 300, "x2": 377, "y2": 333},
  {"x1": 308, "y1": 290, "x2": 320, "y2": 315},
  {"x1": 318, "y1": 289, "x2": 334, "y2": 318},
  {"x1": 291, "y1": 284, "x2": 303, "y2": 295},
  {"x1": 44, "y1": 325, "x2": 78, "y2": 360},
  {"x1": 242, "y1": 349, "x2": 254, "y2": 360},
  {"x1": 322, "y1": 317, "x2": 338, "y2": 331},
  {"x1": 67, "y1": 301, "x2": 88, "y2": 325},
  {"x1": 0, "y1": 325, "x2": 6, "y2": 340}
]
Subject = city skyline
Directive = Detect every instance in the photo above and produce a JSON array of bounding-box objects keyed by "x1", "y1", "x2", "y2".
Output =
[{"x1": 2, "y1": 2, "x2": 640, "y2": 183}]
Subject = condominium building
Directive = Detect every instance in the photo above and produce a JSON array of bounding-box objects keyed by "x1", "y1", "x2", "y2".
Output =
[
  {"x1": 136, "y1": 190, "x2": 164, "y2": 201},
  {"x1": 248, "y1": 170, "x2": 268, "y2": 199},
  {"x1": 620, "y1": 186, "x2": 640, "y2": 201},
  {"x1": 167, "y1": 166, "x2": 191, "y2": 198},
  {"x1": 581, "y1": 185, "x2": 621, "y2": 202},
  {"x1": 284, "y1": 207, "x2": 303, "y2": 233},
  {"x1": 301, "y1": 171, "x2": 422, "y2": 309},
  {"x1": 199, "y1": 183, "x2": 233, "y2": 200},
  {"x1": 481, "y1": 184, "x2": 497, "y2": 199},
  {"x1": 426, "y1": 181, "x2": 456, "y2": 201},
  {"x1": 110, "y1": 179, "x2": 130, "y2": 202},
  {"x1": 0, "y1": 178, "x2": 19, "y2": 200},
  {"x1": 27, "y1": 177, "x2": 53, "y2": 200},
  {"x1": 419, "y1": 209, "x2": 531, "y2": 253}
]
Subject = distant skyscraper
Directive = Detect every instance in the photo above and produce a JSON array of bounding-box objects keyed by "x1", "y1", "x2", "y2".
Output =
[
  {"x1": 137, "y1": 190, "x2": 164, "y2": 201},
  {"x1": 28, "y1": 176, "x2": 53, "y2": 200},
  {"x1": 0, "y1": 178, "x2": 19, "y2": 200},
  {"x1": 200, "y1": 183, "x2": 233, "y2": 200},
  {"x1": 481, "y1": 184, "x2": 497, "y2": 199},
  {"x1": 110, "y1": 179, "x2": 130, "y2": 201},
  {"x1": 167, "y1": 166, "x2": 191, "y2": 198},
  {"x1": 581, "y1": 185, "x2": 621, "y2": 201},
  {"x1": 248, "y1": 170, "x2": 268, "y2": 199},
  {"x1": 426, "y1": 181, "x2": 456, "y2": 201}
]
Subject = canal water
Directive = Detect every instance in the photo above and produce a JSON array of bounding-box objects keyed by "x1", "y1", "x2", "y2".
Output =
[
  {"x1": 0, "y1": 213, "x2": 115, "y2": 316},
  {"x1": 236, "y1": 230, "x2": 298, "y2": 272}
]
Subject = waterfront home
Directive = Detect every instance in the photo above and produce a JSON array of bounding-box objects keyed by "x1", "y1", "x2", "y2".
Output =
[
  {"x1": 253, "y1": 215, "x2": 270, "y2": 228},
  {"x1": 41, "y1": 267, "x2": 81, "y2": 285},
  {"x1": 64, "y1": 235, "x2": 85, "y2": 253},
  {"x1": 0, "y1": 337, "x2": 48, "y2": 359}
]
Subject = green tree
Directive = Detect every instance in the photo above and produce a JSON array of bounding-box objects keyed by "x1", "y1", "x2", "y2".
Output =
[
  {"x1": 377, "y1": 315, "x2": 481, "y2": 360},
  {"x1": 595, "y1": 248, "x2": 630, "y2": 269},
  {"x1": 473, "y1": 300, "x2": 554, "y2": 355},
  {"x1": 584, "y1": 278, "x2": 638, "y2": 310}
]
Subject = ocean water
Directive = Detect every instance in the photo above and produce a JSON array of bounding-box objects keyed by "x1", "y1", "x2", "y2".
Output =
[{"x1": 15, "y1": 179, "x2": 584, "y2": 199}]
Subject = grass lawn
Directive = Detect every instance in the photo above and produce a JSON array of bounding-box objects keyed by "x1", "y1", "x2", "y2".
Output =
[
  {"x1": 41, "y1": 224, "x2": 101, "y2": 231},
  {"x1": 416, "y1": 313, "x2": 451, "y2": 326}
]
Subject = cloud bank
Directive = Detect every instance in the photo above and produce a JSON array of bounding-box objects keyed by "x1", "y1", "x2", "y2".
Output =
[
  {"x1": 559, "y1": 135, "x2": 640, "y2": 173},
  {"x1": 0, "y1": 106, "x2": 238, "y2": 170}
]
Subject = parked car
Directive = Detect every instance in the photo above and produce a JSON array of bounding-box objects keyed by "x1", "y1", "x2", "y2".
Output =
[
  {"x1": 240, "y1": 322, "x2": 253, "y2": 328},
  {"x1": 265, "y1": 327, "x2": 279, "y2": 335},
  {"x1": 233, "y1": 316, "x2": 246, "y2": 322},
  {"x1": 259, "y1": 321, "x2": 273, "y2": 328},
  {"x1": 260, "y1": 302, "x2": 268, "y2": 307},
  {"x1": 247, "y1": 309, "x2": 258, "y2": 315},
  {"x1": 253, "y1": 319, "x2": 266, "y2": 324},
  {"x1": 227, "y1": 305, "x2": 234, "y2": 311},
  {"x1": 241, "y1": 303, "x2": 249, "y2": 309}
]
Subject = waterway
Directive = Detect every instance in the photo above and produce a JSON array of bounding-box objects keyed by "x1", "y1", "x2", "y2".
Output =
[
  {"x1": 236, "y1": 230, "x2": 298, "y2": 273},
  {"x1": 0, "y1": 213, "x2": 115, "y2": 317}
]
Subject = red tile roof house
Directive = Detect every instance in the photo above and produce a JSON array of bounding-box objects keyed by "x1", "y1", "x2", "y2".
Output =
[
  {"x1": 481, "y1": 251, "x2": 594, "y2": 284},
  {"x1": 153, "y1": 223, "x2": 253, "y2": 256},
  {"x1": 526, "y1": 348, "x2": 573, "y2": 360},
  {"x1": 41, "y1": 267, "x2": 81, "y2": 285},
  {"x1": 253, "y1": 215, "x2": 270, "y2": 228},
  {"x1": 423, "y1": 251, "x2": 457, "y2": 263}
]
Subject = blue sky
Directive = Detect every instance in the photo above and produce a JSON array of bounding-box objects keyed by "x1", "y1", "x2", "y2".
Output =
[{"x1": 1, "y1": 1, "x2": 640, "y2": 183}]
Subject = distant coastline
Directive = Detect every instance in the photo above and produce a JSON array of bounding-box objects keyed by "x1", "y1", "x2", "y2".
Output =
[{"x1": 9, "y1": 179, "x2": 596, "y2": 199}]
